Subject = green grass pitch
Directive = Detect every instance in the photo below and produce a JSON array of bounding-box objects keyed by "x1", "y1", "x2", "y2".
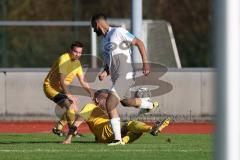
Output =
[{"x1": 0, "y1": 133, "x2": 213, "y2": 160}]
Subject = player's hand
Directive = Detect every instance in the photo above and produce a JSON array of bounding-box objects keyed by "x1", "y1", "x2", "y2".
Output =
[
  {"x1": 143, "y1": 63, "x2": 150, "y2": 76},
  {"x1": 98, "y1": 71, "x2": 108, "y2": 81}
]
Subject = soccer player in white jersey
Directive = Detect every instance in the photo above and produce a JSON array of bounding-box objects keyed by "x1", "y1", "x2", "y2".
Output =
[{"x1": 91, "y1": 13, "x2": 158, "y2": 146}]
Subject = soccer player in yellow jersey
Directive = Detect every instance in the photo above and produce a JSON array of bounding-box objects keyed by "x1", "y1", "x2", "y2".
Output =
[
  {"x1": 43, "y1": 41, "x2": 93, "y2": 136},
  {"x1": 63, "y1": 89, "x2": 170, "y2": 144}
]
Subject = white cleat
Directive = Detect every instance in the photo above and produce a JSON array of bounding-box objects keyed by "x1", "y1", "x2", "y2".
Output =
[
  {"x1": 107, "y1": 140, "x2": 125, "y2": 146},
  {"x1": 138, "y1": 101, "x2": 159, "y2": 115}
]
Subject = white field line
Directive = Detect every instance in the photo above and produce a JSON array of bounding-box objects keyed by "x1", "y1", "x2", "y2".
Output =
[{"x1": 0, "y1": 149, "x2": 213, "y2": 153}]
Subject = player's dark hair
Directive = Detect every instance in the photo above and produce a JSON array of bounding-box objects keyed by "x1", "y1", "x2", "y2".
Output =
[
  {"x1": 71, "y1": 41, "x2": 84, "y2": 50},
  {"x1": 91, "y1": 13, "x2": 107, "y2": 26}
]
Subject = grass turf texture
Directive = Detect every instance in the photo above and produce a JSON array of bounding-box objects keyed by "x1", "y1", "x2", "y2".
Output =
[{"x1": 0, "y1": 133, "x2": 213, "y2": 160}]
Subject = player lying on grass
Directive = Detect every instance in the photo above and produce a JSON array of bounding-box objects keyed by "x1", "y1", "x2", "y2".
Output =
[{"x1": 63, "y1": 89, "x2": 170, "y2": 145}]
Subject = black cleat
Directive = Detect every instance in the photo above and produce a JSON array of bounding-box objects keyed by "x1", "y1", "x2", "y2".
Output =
[
  {"x1": 150, "y1": 118, "x2": 171, "y2": 136},
  {"x1": 52, "y1": 127, "x2": 65, "y2": 137}
]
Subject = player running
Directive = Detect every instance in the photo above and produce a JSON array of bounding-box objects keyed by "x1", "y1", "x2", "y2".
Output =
[
  {"x1": 91, "y1": 13, "x2": 158, "y2": 145},
  {"x1": 63, "y1": 89, "x2": 171, "y2": 144},
  {"x1": 43, "y1": 41, "x2": 93, "y2": 136}
]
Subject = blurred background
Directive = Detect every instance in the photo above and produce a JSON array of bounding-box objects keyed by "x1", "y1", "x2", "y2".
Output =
[
  {"x1": 0, "y1": 0, "x2": 214, "y2": 122},
  {"x1": 0, "y1": 0, "x2": 212, "y2": 68}
]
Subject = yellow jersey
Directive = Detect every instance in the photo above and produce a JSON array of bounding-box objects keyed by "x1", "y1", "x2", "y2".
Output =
[
  {"x1": 43, "y1": 53, "x2": 83, "y2": 97},
  {"x1": 79, "y1": 103, "x2": 114, "y2": 143}
]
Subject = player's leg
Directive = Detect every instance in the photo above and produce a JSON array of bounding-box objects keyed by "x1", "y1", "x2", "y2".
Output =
[
  {"x1": 53, "y1": 112, "x2": 67, "y2": 136},
  {"x1": 121, "y1": 98, "x2": 158, "y2": 110},
  {"x1": 124, "y1": 119, "x2": 171, "y2": 137},
  {"x1": 126, "y1": 121, "x2": 152, "y2": 133},
  {"x1": 106, "y1": 92, "x2": 124, "y2": 145},
  {"x1": 107, "y1": 54, "x2": 133, "y2": 146},
  {"x1": 60, "y1": 98, "x2": 77, "y2": 127},
  {"x1": 107, "y1": 85, "x2": 135, "y2": 145},
  {"x1": 122, "y1": 131, "x2": 143, "y2": 144},
  {"x1": 122, "y1": 119, "x2": 171, "y2": 144},
  {"x1": 150, "y1": 118, "x2": 171, "y2": 136},
  {"x1": 52, "y1": 93, "x2": 77, "y2": 135},
  {"x1": 55, "y1": 96, "x2": 78, "y2": 132},
  {"x1": 120, "y1": 98, "x2": 140, "y2": 108},
  {"x1": 63, "y1": 114, "x2": 84, "y2": 144},
  {"x1": 43, "y1": 85, "x2": 68, "y2": 136},
  {"x1": 119, "y1": 121, "x2": 148, "y2": 144},
  {"x1": 120, "y1": 87, "x2": 159, "y2": 114}
]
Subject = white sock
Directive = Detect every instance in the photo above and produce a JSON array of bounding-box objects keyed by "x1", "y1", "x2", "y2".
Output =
[
  {"x1": 140, "y1": 98, "x2": 153, "y2": 109},
  {"x1": 110, "y1": 117, "x2": 122, "y2": 141}
]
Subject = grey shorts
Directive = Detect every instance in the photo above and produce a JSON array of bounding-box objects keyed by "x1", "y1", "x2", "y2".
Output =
[
  {"x1": 110, "y1": 78, "x2": 135, "y2": 99},
  {"x1": 109, "y1": 54, "x2": 135, "y2": 99}
]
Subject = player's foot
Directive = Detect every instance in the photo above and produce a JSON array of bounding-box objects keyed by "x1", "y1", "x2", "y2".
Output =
[
  {"x1": 63, "y1": 134, "x2": 73, "y2": 144},
  {"x1": 63, "y1": 140, "x2": 71, "y2": 144},
  {"x1": 107, "y1": 140, "x2": 125, "y2": 146},
  {"x1": 150, "y1": 118, "x2": 171, "y2": 136},
  {"x1": 138, "y1": 101, "x2": 159, "y2": 115},
  {"x1": 52, "y1": 127, "x2": 65, "y2": 137}
]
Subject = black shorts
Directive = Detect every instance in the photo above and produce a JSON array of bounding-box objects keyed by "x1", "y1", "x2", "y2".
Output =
[{"x1": 53, "y1": 93, "x2": 71, "y2": 104}]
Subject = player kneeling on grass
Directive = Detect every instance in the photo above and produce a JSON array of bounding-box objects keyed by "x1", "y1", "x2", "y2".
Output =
[{"x1": 63, "y1": 89, "x2": 171, "y2": 145}]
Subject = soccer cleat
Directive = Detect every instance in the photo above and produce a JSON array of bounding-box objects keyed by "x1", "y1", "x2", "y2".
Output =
[
  {"x1": 52, "y1": 127, "x2": 65, "y2": 137},
  {"x1": 159, "y1": 118, "x2": 171, "y2": 132},
  {"x1": 107, "y1": 140, "x2": 125, "y2": 146},
  {"x1": 150, "y1": 118, "x2": 171, "y2": 136},
  {"x1": 138, "y1": 101, "x2": 159, "y2": 115}
]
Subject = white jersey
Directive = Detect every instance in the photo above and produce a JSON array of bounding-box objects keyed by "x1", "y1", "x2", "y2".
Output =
[{"x1": 101, "y1": 27, "x2": 136, "y2": 69}]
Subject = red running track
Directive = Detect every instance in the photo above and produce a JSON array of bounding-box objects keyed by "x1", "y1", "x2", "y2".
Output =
[{"x1": 0, "y1": 121, "x2": 214, "y2": 134}]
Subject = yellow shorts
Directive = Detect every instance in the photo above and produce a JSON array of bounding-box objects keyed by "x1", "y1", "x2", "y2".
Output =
[
  {"x1": 43, "y1": 84, "x2": 60, "y2": 100},
  {"x1": 95, "y1": 121, "x2": 147, "y2": 144}
]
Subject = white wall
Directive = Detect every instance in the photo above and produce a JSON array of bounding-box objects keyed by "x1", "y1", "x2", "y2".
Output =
[
  {"x1": 0, "y1": 73, "x2": 5, "y2": 115},
  {"x1": 0, "y1": 68, "x2": 216, "y2": 121}
]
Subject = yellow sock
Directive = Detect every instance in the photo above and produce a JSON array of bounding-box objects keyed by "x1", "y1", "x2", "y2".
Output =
[
  {"x1": 127, "y1": 121, "x2": 152, "y2": 133},
  {"x1": 55, "y1": 112, "x2": 68, "y2": 130},
  {"x1": 122, "y1": 135, "x2": 130, "y2": 144},
  {"x1": 66, "y1": 108, "x2": 76, "y2": 126}
]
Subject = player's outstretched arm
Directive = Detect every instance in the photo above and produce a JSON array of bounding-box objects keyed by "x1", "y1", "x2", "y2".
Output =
[
  {"x1": 131, "y1": 38, "x2": 150, "y2": 76},
  {"x1": 77, "y1": 74, "x2": 93, "y2": 99}
]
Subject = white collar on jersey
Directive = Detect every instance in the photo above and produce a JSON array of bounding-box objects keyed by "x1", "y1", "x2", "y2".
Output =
[{"x1": 104, "y1": 27, "x2": 113, "y2": 37}]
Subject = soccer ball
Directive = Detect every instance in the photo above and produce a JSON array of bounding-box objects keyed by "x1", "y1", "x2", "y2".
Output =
[{"x1": 135, "y1": 87, "x2": 151, "y2": 98}]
